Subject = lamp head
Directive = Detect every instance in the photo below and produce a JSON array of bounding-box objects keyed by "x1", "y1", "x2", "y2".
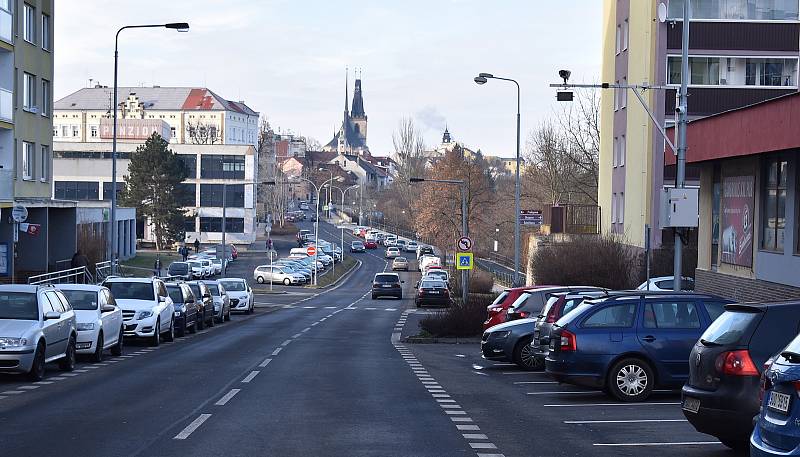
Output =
[
  {"x1": 474, "y1": 76, "x2": 487, "y2": 85},
  {"x1": 165, "y1": 22, "x2": 190, "y2": 32},
  {"x1": 478, "y1": 72, "x2": 493, "y2": 78},
  {"x1": 559, "y1": 69, "x2": 571, "y2": 85}
]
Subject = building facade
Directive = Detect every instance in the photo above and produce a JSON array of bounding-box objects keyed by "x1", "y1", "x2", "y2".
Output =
[
  {"x1": 599, "y1": 0, "x2": 799, "y2": 248},
  {"x1": 324, "y1": 74, "x2": 370, "y2": 156}
]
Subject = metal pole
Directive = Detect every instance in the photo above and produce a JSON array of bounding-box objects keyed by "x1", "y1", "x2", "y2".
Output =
[
  {"x1": 461, "y1": 184, "x2": 469, "y2": 304},
  {"x1": 221, "y1": 182, "x2": 227, "y2": 276},
  {"x1": 673, "y1": 0, "x2": 690, "y2": 292},
  {"x1": 513, "y1": 82, "x2": 521, "y2": 287},
  {"x1": 111, "y1": 31, "x2": 120, "y2": 275},
  {"x1": 314, "y1": 183, "x2": 320, "y2": 286}
]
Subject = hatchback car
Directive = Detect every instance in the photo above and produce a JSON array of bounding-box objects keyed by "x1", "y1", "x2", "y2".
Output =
[
  {"x1": 166, "y1": 283, "x2": 200, "y2": 337},
  {"x1": 405, "y1": 241, "x2": 419, "y2": 253},
  {"x1": 546, "y1": 292, "x2": 732, "y2": 402},
  {"x1": 167, "y1": 261, "x2": 192, "y2": 280},
  {"x1": 415, "y1": 279, "x2": 450, "y2": 308},
  {"x1": 506, "y1": 286, "x2": 602, "y2": 322},
  {"x1": 386, "y1": 247, "x2": 401, "y2": 258},
  {"x1": 392, "y1": 256, "x2": 409, "y2": 271},
  {"x1": 751, "y1": 329, "x2": 800, "y2": 456},
  {"x1": 682, "y1": 301, "x2": 800, "y2": 449},
  {"x1": 350, "y1": 241, "x2": 366, "y2": 253},
  {"x1": 104, "y1": 277, "x2": 175, "y2": 346},
  {"x1": 254, "y1": 265, "x2": 306, "y2": 285},
  {"x1": 364, "y1": 240, "x2": 378, "y2": 249},
  {"x1": 203, "y1": 280, "x2": 231, "y2": 323},
  {"x1": 372, "y1": 273, "x2": 404, "y2": 299},
  {"x1": 58, "y1": 285, "x2": 124, "y2": 362},
  {"x1": 186, "y1": 281, "x2": 215, "y2": 329},
  {"x1": 484, "y1": 286, "x2": 547, "y2": 331},
  {"x1": 0, "y1": 285, "x2": 77, "y2": 381},
  {"x1": 219, "y1": 278, "x2": 254, "y2": 314}
]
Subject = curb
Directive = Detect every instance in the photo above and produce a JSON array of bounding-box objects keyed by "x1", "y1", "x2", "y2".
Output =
[
  {"x1": 251, "y1": 289, "x2": 288, "y2": 295},
  {"x1": 402, "y1": 336, "x2": 482, "y2": 344}
]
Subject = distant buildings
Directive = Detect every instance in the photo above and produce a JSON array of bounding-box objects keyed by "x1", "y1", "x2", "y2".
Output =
[{"x1": 324, "y1": 72, "x2": 369, "y2": 156}]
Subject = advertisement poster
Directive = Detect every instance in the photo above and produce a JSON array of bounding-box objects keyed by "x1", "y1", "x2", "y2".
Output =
[{"x1": 721, "y1": 175, "x2": 754, "y2": 267}]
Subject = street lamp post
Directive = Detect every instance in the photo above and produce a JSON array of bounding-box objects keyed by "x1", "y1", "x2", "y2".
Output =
[
  {"x1": 410, "y1": 177, "x2": 468, "y2": 304},
  {"x1": 111, "y1": 22, "x2": 189, "y2": 274},
  {"x1": 326, "y1": 184, "x2": 359, "y2": 266},
  {"x1": 319, "y1": 168, "x2": 333, "y2": 219},
  {"x1": 474, "y1": 72, "x2": 521, "y2": 286}
]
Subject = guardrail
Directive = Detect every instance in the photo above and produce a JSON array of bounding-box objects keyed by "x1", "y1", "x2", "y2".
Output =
[{"x1": 28, "y1": 266, "x2": 89, "y2": 285}]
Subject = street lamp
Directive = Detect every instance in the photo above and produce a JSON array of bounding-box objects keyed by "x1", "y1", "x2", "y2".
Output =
[
  {"x1": 111, "y1": 22, "x2": 189, "y2": 274},
  {"x1": 318, "y1": 167, "x2": 333, "y2": 219},
  {"x1": 409, "y1": 177, "x2": 468, "y2": 304},
  {"x1": 473, "y1": 72, "x2": 521, "y2": 286},
  {"x1": 325, "y1": 184, "x2": 359, "y2": 275}
]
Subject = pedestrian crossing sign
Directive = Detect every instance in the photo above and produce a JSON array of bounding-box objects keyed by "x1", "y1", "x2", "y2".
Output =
[{"x1": 456, "y1": 252, "x2": 474, "y2": 270}]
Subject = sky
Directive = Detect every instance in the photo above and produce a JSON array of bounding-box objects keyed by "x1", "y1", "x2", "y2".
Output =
[{"x1": 55, "y1": 0, "x2": 602, "y2": 157}]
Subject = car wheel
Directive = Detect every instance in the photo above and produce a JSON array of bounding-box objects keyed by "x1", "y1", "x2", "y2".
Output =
[
  {"x1": 512, "y1": 337, "x2": 542, "y2": 371},
  {"x1": 27, "y1": 342, "x2": 46, "y2": 381},
  {"x1": 283, "y1": 278, "x2": 291, "y2": 286},
  {"x1": 256, "y1": 276, "x2": 265, "y2": 284},
  {"x1": 718, "y1": 437, "x2": 749, "y2": 450},
  {"x1": 176, "y1": 319, "x2": 186, "y2": 337},
  {"x1": 371, "y1": 294, "x2": 377, "y2": 300},
  {"x1": 196, "y1": 312, "x2": 205, "y2": 330},
  {"x1": 165, "y1": 319, "x2": 175, "y2": 342},
  {"x1": 59, "y1": 336, "x2": 76, "y2": 371},
  {"x1": 225, "y1": 309, "x2": 231, "y2": 321},
  {"x1": 150, "y1": 320, "x2": 161, "y2": 347},
  {"x1": 111, "y1": 327, "x2": 124, "y2": 356},
  {"x1": 208, "y1": 311, "x2": 216, "y2": 327},
  {"x1": 607, "y1": 358, "x2": 654, "y2": 402},
  {"x1": 415, "y1": 300, "x2": 421, "y2": 308},
  {"x1": 91, "y1": 332, "x2": 104, "y2": 363},
  {"x1": 398, "y1": 293, "x2": 403, "y2": 300}
]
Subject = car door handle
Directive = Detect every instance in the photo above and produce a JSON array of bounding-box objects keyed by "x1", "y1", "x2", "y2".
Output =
[{"x1": 642, "y1": 335, "x2": 656, "y2": 343}]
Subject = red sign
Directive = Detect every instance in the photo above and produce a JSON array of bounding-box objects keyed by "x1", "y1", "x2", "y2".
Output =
[
  {"x1": 19, "y1": 223, "x2": 41, "y2": 236},
  {"x1": 306, "y1": 246, "x2": 317, "y2": 256},
  {"x1": 721, "y1": 175, "x2": 754, "y2": 267}
]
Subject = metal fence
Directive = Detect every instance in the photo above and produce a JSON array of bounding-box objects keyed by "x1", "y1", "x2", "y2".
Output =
[{"x1": 28, "y1": 266, "x2": 91, "y2": 285}]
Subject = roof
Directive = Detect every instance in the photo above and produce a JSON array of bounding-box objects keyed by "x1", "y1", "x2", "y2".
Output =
[
  {"x1": 325, "y1": 115, "x2": 368, "y2": 150},
  {"x1": 306, "y1": 150, "x2": 339, "y2": 163},
  {"x1": 351, "y1": 79, "x2": 365, "y2": 118},
  {"x1": 55, "y1": 87, "x2": 258, "y2": 116}
]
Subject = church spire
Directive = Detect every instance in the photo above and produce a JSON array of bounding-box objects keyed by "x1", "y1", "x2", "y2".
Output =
[
  {"x1": 351, "y1": 70, "x2": 365, "y2": 118},
  {"x1": 344, "y1": 67, "x2": 349, "y2": 115}
]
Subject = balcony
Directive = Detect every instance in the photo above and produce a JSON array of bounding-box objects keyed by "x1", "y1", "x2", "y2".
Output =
[
  {"x1": 0, "y1": 6, "x2": 10, "y2": 45},
  {"x1": 0, "y1": 168, "x2": 13, "y2": 201},
  {"x1": 0, "y1": 88, "x2": 10, "y2": 123}
]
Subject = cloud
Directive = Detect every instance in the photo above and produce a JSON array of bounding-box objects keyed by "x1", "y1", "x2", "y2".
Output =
[{"x1": 414, "y1": 106, "x2": 447, "y2": 134}]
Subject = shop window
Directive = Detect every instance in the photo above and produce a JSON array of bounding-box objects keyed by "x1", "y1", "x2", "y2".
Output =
[{"x1": 762, "y1": 158, "x2": 788, "y2": 252}]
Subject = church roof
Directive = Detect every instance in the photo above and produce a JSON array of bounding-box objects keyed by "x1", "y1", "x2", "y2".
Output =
[
  {"x1": 324, "y1": 115, "x2": 368, "y2": 150},
  {"x1": 351, "y1": 79, "x2": 365, "y2": 118}
]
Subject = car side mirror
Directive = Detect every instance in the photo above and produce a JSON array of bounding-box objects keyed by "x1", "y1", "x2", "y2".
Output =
[
  {"x1": 44, "y1": 311, "x2": 61, "y2": 320},
  {"x1": 101, "y1": 304, "x2": 116, "y2": 313}
]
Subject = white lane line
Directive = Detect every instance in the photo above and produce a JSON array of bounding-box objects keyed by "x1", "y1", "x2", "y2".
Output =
[
  {"x1": 259, "y1": 358, "x2": 272, "y2": 368},
  {"x1": 567, "y1": 419, "x2": 688, "y2": 424},
  {"x1": 526, "y1": 391, "x2": 603, "y2": 396},
  {"x1": 281, "y1": 339, "x2": 292, "y2": 347},
  {"x1": 119, "y1": 355, "x2": 135, "y2": 358},
  {"x1": 437, "y1": 399, "x2": 456, "y2": 403},
  {"x1": 84, "y1": 366, "x2": 100, "y2": 369},
  {"x1": 477, "y1": 454, "x2": 506, "y2": 457},
  {"x1": 301, "y1": 327, "x2": 311, "y2": 333},
  {"x1": 593, "y1": 442, "x2": 720, "y2": 447},
  {"x1": 1, "y1": 391, "x2": 24, "y2": 394},
  {"x1": 272, "y1": 348, "x2": 282, "y2": 356},
  {"x1": 303, "y1": 306, "x2": 316, "y2": 309},
  {"x1": 441, "y1": 404, "x2": 462, "y2": 409},
  {"x1": 242, "y1": 371, "x2": 260, "y2": 383},
  {"x1": 47, "y1": 376, "x2": 66, "y2": 380},
  {"x1": 365, "y1": 307, "x2": 377, "y2": 310},
  {"x1": 432, "y1": 394, "x2": 451, "y2": 398},
  {"x1": 513, "y1": 381, "x2": 558, "y2": 384},
  {"x1": 73, "y1": 369, "x2": 89, "y2": 373},
  {"x1": 324, "y1": 306, "x2": 337, "y2": 309},
  {"x1": 311, "y1": 322, "x2": 319, "y2": 326},
  {"x1": 457, "y1": 425, "x2": 481, "y2": 431},
  {"x1": 61, "y1": 373, "x2": 80, "y2": 377},
  {"x1": 34, "y1": 381, "x2": 54, "y2": 385},
  {"x1": 292, "y1": 333, "x2": 302, "y2": 339},
  {"x1": 320, "y1": 317, "x2": 327, "y2": 321},
  {"x1": 545, "y1": 402, "x2": 681, "y2": 407},
  {"x1": 385, "y1": 308, "x2": 397, "y2": 311},
  {"x1": 445, "y1": 410, "x2": 467, "y2": 415},
  {"x1": 450, "y1": 417, "x2": 473, "y2": 422},
  {"x1": 501, "y1": 372, "x2": 542, "y2": 375},
  {"x1": 470, "y1": 443, "x2": 498, "y2": 449},
  {"x1": 215, "y1": 389, "x2": 241, "y2": 406},
  {"x1": 464, "y1": 433, "x2": 489, "y2": 440},
  {"x1": 17, "y1": 386, "x2": 40, "y2": 390},
  {"x1": 174, "y1": 414, "x2": 212, "y2": 440}
]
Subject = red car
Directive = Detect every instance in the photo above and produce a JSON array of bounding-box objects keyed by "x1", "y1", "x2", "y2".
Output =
[
  {"x1": 483, "y1": 285, "x2": 552, "y2": 330},
  {"x1": 364, "y1": 240, "x2": 378, "y2": 249}
]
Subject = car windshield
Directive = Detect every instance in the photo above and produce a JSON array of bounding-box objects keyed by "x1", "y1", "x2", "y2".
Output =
[
  {"x1": 0, "y1": 292, "x2": 39, "y2": 320},
  {"x1": 106, "y1": 282, "x2": 155, "y2": 301},
  {"x1": 375, "y1": 275, "x2": 399, "y2": 283},
  {"x1": 166, "y1": 286, "x2": 184, "y2": 303},
  {"x1": 59, "y1": 290, "x2": 98, "y2": 310},
  {"x1": 699, "y1": 310, "x2": 761, "y2": 346},
  {"x1": 220, "y1": 281, "x2": 246, "y2": 291},
  {"x1": 169, "y1": 263, "x2": 189, "y2": 273},
  {"x1": 208, "y1": 284, "x2": 221, "y2": 296},
  {"x1": 421, "y1": 281, "x2": 445, "y2": 289}
]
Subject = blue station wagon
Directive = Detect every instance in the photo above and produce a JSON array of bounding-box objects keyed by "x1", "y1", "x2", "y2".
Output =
[{"x1": 545, "y1": 291, "x2": 732, "y2": 402}]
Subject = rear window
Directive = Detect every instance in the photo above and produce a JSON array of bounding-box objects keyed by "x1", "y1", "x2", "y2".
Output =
[
  {"x1": 0, "y1": 292, "x2": 39, "y2": 320},
  {"x1": 699, "y1": 310, "x2": 761, "y2": 346},
  {"x1": 562, "y1": 297, "x2": 586, "y2": 316},
  {"x1": 375, "y1": 274, "x2": 399, "y2": 283},
  {"x1": 582, "y1": 304, "x2": 637, "y2": 328},
  {"x1": 106, "y1": 282, "x2": 155, "y2": 301},
  {"x1": 490, "y1": 291, "x2": 509, "y2": 307},
  {"x1": 702, "y1": 301, "x2": 727, "y2": 321},
  {"x1": 509, "y1": 292, "x2": 531, "y2": 310},
  {"x1": 541, "y1": 295, "x2": 561, "y2": 318},
  {"x1": 421, "y1": 281, "x2": 445, "y2": 289}
]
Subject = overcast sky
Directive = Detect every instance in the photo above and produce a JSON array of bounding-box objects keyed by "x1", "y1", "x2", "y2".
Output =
[{"x1": 55, "y1": 0, "x2": 601, "y2": 157}]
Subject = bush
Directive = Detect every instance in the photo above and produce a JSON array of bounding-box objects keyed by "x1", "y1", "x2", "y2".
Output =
[
  {"x1": 452, "y1": 269, "x2": 494, "y2": 296},
  {"x1": 531, "y1": 234, "x2": 637, "y2": 290},
  {"x1": 270, "y1": 222, "x2": 297, "y2": 236},
  {"x1": 419, "y1": 292, "x2": 496, "y2": 338}
]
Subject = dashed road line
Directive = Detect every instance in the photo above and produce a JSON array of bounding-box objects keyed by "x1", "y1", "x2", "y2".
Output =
[
  {"x1": 281, "y1": 339, "x2": 292, "y2": 346},
  {"x1": 259, "y1": 358, "x2": 272, "y2": 367},
  {"x1": 271, "y1": 347, "x2": 282, "y2": 356},
  {"x1": 242, "y1": 371, "x2": 260, "y2": 383},
  {"x1": 17, "y1": 385, "x2": 39, "y2": 390},
  {"x1": 215, "y1": 389, "x2": 241, "y2": 406},
  {"x1": 174, "y1": 414, "x2": 212, "y2": 440}
]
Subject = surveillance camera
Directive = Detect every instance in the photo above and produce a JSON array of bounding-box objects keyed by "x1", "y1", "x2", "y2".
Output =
[
  {"x1": 675, "y1": 105, "x2": 686, "y2": 114},
  {"x1": 559, "y1": 70, "x2": 571, "y2": 84}
]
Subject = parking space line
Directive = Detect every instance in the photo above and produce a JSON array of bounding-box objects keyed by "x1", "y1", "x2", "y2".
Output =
[
  {"x1": 259, "y1": 358, "x2": 272, "y2": 368},
  {"x1": 545, "y1": 402, "x2": 681, "y2": 407},
  {"x1": 2, "y1": 390, "x2": 24, "y2": 394},
  {"x1": 174, "y1": 414, "x2": 212, "y2": 440},
  {"x1": 33, "y1": 381, "x2": 53, "y2": 385},
  {"x1": 241, "y1": 371, "x2": 260, "y2": 383},
  {"x1": 463, "y1": 433, "x2": 489, "y2": 439},
  {"x1": 593, "y1": 442, "x2": 720, "y2": 447},
  {"x1": 526, "y1": 391, "x2": 603, "y2": 395},
  {"x1": 457, "y1": 424, "x2": 481, "y2": 431},
  {"x1": 566, "y1": 419, "x2": 688, "y2": 424},
  {"x1": 215, "y1": 389, "x2": 241, "y2": 406}
]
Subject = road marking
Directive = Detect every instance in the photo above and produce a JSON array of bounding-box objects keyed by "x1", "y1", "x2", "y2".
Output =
[
  {"x1": 259, "y1": 358, "x2": 272, "y2": 367},
  {"x1": 501, "y1": 371, "x2": 541, "y2": 375},
  {"x1": 432, "y1": 393, "x2": 451, "y2": 398},
  {"x1": 17, "y1": 385, "x2": 39, "y2": 390},
  {"x1": 476, "y1": 453, "x2": 506, "y2": 457},
  {"x1": 242, "y1": 371, "x2": 260, "y2": 383},
  {"x1": 526, "y1": 391, "x2": 602, "y2": 395},
  {"x1": 0, "y1": 396, "x2": 5, "y2": 400},
  {"x1": 457, "y1": 425, "x2": 481, "y2": 431},
  {"x1": 174, "y1": 414, "x2": 212, "y2": 440},
  {"x1": 450, "y1": 417, "x2": 473, "y2": 422},
  {"x1": 281, "y1": 339, "x2": 292, "y2": 347},
  {"x1": 48, "y1": 376, "x2": 66, "y2": 380},
  {"x1": 385, "y1": 308, "x2": 397, "y2": 311},
  {"x1": 464, "y1": 433, "x2": 489, "y2": 440},
  {"x1": 593, "y1": 442, "x2": 720, "y2": 447},
  {"x1": 320, "y1": 317, "x2": 327, "y2": 321},
  {"x1": 324, "y1": 306, "x2": 337, "y2": 309},
  {"x1": 84, "y1": 366, "x2": 100, "y2": 369},
  {"x1": 73, "y1": 369, "x2": 89, "y2": 373},
  {"x1": 513, "y1": 381, "x2": 558, "y2": 384},
  {"x1": 311, "y1": 322, "x2": 319, "y2": 326},
  {"x1": 470, "y1": 443, "x2": 498, "y2": 449},
  {"x1": 566, "y1": 419, "x2": 688, "y2": 424},
  {"x1": 61, "y1": 373, "x2": 80, "y2": 377},
  {"x1": 34, "y1": 381, "x2": 54, "y2": 385},
  {"x1": 215, "y1": 389, "x2": 241, "y2": 406},
  {"x1": 437, "y1": 399, "x2": 456, "y2": 403},
  {"x1": 441, "y1": 404, "x2": 462, "y2": 409},
  {"x1": 292, "y1": 333, "x2": 302, "y2": 339},
  {"x1": 303, "y1": 306, "x2": 316, "y2": 309},
  {"x1": 445, "y1": 410, "x2": 467, "y2": 415},
  {"x1": 2, "y1": 391, "x2": 25, "y2": 395},
  {"x1": 544, "y1": 402, "x2": 681, "y2": 407},
  {"x1": 272, "y1": 348, "x2": 282, "y2": 356},
  {"x1": 302, "y1": 327, "x2": 311, "y2": 333}
]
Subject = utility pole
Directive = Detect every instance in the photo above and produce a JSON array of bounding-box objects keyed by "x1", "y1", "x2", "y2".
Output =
[{"x1": 673, "y1": 0, "x2": 691, "y2": 291}]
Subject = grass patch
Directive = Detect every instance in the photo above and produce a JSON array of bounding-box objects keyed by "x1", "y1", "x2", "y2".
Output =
[
  {"x1": 314, "y1": 255, "x2": 358, "y2": 288},
  {"x1": 122, "y1": 252, "x2": 181, "y2": 270}
]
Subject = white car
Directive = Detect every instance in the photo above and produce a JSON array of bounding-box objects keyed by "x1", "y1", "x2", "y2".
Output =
[
  {"x1": 103, "y1": 277, "x2": 175, "y2": 346},
  {"x1": 199, "y1": 259, "x2": 215, "y2": 277},
  {"x1": 386, "y1": 247, "x2": 400, "y2": 258},
  {"x1": 384, "y1": 236, "x2": 397, "y2": 246},
  {"x1": 210, "y1": 258, "x2": 225, "y2": 275},
  {"x1": 57, "y1": 285, "x2": 124, "y2": 362},
  {"x1": 419, "y1": 255, "x2": 441, "y2": 272},
  {"x1": 187, "y1": 260, "x2": 206, "y2": 279},
  {"x1": 219, "y1": 278, "x2": 254, "y2": 314},
  {"x1": 637, "y1": 276, "x2": 695, "y2": 291}
]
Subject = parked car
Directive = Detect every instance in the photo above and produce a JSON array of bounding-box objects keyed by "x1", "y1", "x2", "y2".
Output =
[
  {"x1": 637, "y1": 276, "x2": 695, "y2": 291},
  {"x1": 364, "y1": 240, "x2": 378, "y2": 249},
  {"x1": 405, "y1": 241, "x2": 419, "y2": 253},
  {"x1": 104, "y1": 277, "x2": 175, "y2": 346},
  {"x1": 423, "y1": 269, "x2": 450, "y2": 285},
  {"x1": 506, "y1": 286, "x2": 604, "y2": 322},
  {"x1": 187, "y1": 260, "x2": 206, "y2": 279},
  {"x1": 203, "y1": 280, "x2": 231, "y2": 323},
  {"x1": 415, "y1": 279, "x2": 450, "y2": 308},
  {"x1": 350, "y1": 241, "x2": 366, "y2": 253},
  {"x1": 484, "y1": 286, "x2": 547, "y2": 331},
  {"x1": 417, "y1": 245, "x2": 434, "y2": 259},
  {"x1": 219, "y1": 278, "x2": 254, "y2": 314},
  {"x1": 199, "y1": 259, "x2": 215, "y2": 277},
  {"x1": 57, "y1": 285, "x2": 124, "y2": 362},
  {"x1": 751, "y1": 329, "x2": 800, "y2": 456},
  {"x1": 0, "y1": 285, "x2": 77, "y2": 380},
  {"x1": 210, "y1": 258, "x2": 224, "y2": 275},
  {"x1": 186, "y1": 281, "x2": 215, "y2": 329},
  {"x1": 274, "y1": 261, "x2": 312, "y2": 282},
  {"x1": 386, "y1": 247, "x2": 401, "y2": 258},
  {"x1": 372, "y1": 273, "x2": 404, "y2": 299},
  {"x1": 392, "y1": 256, "x2": 410, "y2": 271},
  {"x1": 253, "y1": 265, "x2": 306, "y2": 285},
  {"x1": 165, "y1": 283, "x2": 200, "y2": 337},
  {"x1": 167, "y1": 261, "x2": 192, "y2": 280},
  {"x1": 482, "y1": 317, "x2": 541, "y2": 370},
  {"x1": 683, "y1": 301, "x2": 800, "y2": 450},
  {"x1": 546, "y1": 291, "x2": 733, "y2": 402}
]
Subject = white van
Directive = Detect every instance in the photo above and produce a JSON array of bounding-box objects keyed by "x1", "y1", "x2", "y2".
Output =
[{"x1": 290, "y1": 248, "x2": 311, "y2": 257}]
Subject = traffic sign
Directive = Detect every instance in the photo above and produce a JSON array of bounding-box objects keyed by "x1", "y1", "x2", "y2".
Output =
[
  {"x1": 457, "y1": 236, "x2": 472, "y2": 251},
  {"x1": 456, "y1": 252, "x2": 474, "y2": 270},
  {"x1": 11, "y1": 205, "x2": 27, "y2": 223},
  {"x1": 520, "y1": 209, "x2": 543, "y2": 226},
  {"x1": 306, "y1": 246, "x2": 317, "y2": 256}
]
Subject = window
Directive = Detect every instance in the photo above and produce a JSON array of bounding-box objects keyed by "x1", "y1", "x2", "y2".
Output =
[
  {"x1": 611, "y1": 193, "x2": 618, "y2": 223},
  {"x1": 39, "y1": 145, "x2": 48, "y2": 181},
  {"x1": 90, "y1": 126, "x2": 98, "y2": 138},
  {"x1": 52, "y1": 127, "x2": 57, "y2": 137},
  {"x1": 615, "y1": 24, "x2": 621, "y2": 55},
  {"x1": 199, "y1": 217, "x2": 222, "y2": 232},
  {"x1": 22, "y1": 72, "x2": 34, "y2": 110},
  {"x1": 41, "y1": 13, "x2": 50, "y2": 50},
  {"x1": 619, "y1": 135, "x2": 626, "y2": 166},
  {"x1": 61, "y1": 125, "x2": 68, "y2": 137},
  {"x1": 170, "y1": 126, "x2": 176, "y2": 139},
  {"x1": 762, "y1": 158, "x2": 787, "y2": 251},
  {"x1": 643, "y1": 302, "x2": 700, "y2": 329},
  {"x1": 177, "y1": 183, "x2": 196, "y2": 206},
  {"x1": 22, "y1": 141, "x2": 33, "y2": 180},
  {"x1": 622, "y1": 19, "x2": 629, "y2": 51},
  {"x1": 225, "y1": 218, "x2": 245, "y2": 233},
  {"x1": 582, "y1": 304, "x2": 637, "y2": 328},
  {"x1": 200, "y1": 155, "x2": 245, "y2": 179},
  {"x1": 23, "y1": 3, "x2": 34, "y2": 43},
  {"x1": 669, "y1": 56, "x2": 798, "y2": 87},
  {"x1": 614, "y1": 80, "x2": 620, "y2": 110},
  {"x1": 41, "y1": 79, "x2": 50, "y2": 116},
  {"x1": 199, "y1": 184, "x2": 245, "y2": 207},
  {"x1": 55, "y1": 181, "x2": 99, "y2": 200},
  {"x1": 72, "y1": 125, "x2": 79, "y2": 137},
  {"x1": 619, "y1": 193, "x2": 625, "y2": 223},
  {"x1": 102, "y1": 182, "x2": 126, "y2": 201},
  {"x1": 668, "y1": 0, "x2": 799, "y2": 20},
  {"x1": 179, "y1": 155, "x2": 196, "y2": 179},
  {"x1": 711, "y1": 165, "x2": 721, "y2": 266},
  {"x1": 612, "y1": 137, "x2": 618, "y2": 167},
  {"x1": 184, "y1": 216, "x2": 196, "y2": 233},
  {"x1": 621, "y1": 77, "x2": 627, "y2": 108},
  {"x1": 701, "y1": 301, "x2": 727, "y2": 321}
]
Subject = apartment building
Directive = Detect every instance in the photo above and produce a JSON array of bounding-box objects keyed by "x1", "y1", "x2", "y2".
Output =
[{"x1": 599, "y1": 0, "x2": 799, "y2": 249}]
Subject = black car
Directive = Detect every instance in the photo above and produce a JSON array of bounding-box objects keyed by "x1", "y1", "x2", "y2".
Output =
[
  {"x1": 166, "y1": 283, "x2": 199, "y2": 337},
  {"x1": 372, "y1": 273, "x2": 404, "y2": 299},
  {"x1": 350, "y1": 241, "x2": 366, "y2": 253},
  {"x1": 418, "y1": 246, "x2": 434, "y2": 257},
  {"x1": 167, "y1": 262, "x2": 192, "y2": 280},
  {"x1": 186, "y1": 281, "x2": 215, "y2": 329},
  {"x1": 415, "y1": 279, "x2": 450, "y2": 308},
  {"x1": 682, "y1": 301, "x2": 800, "y2": 450}
]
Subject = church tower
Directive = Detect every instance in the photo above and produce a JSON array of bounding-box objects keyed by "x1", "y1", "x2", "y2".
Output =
[{"x1": 351, "y1": 72, "x2": 367, "y2": 144}]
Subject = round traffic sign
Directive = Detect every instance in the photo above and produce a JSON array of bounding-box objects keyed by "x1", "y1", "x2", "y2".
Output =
[
  {"x1": 457, "y1": 236, "x2": 472, "y2": 251},
  {"x1": 11, "y1": 205, "x2": 27, "y2": 223},
  {"x1": 306, "y1": 246, "x2": 317, "y2": 256}
]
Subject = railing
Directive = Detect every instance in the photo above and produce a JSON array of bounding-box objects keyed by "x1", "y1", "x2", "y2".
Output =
[
  {"x1": 28, "y1": 266, "x2": 88, "y2": 285},
  {"x1": 0, "y1": 168, "x2": 12, "y2": 200},
  {"x1": 0, "y1": 88, "x2": 12, "y2": 123}
]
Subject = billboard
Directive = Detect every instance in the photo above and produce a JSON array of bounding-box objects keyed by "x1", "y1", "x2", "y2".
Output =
[
  {"x1": 721, "y1": 175, "x2": 754, "y2": 267},
  {"x1": 100, "y1": 119, "x2": 171, "y2": 140}
]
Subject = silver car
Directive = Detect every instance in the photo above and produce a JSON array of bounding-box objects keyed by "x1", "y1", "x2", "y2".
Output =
[
  {"x1": 202, "y1": 280, "x2": 231, "y2": 323},
  {"x1": 218, "y1": 278, "x2": 253, "y2": 314},
  {"x1": 253, "y1": 265, "x2": 306, "y2": 285},
  {"x1": 0, "y1": 285, "x2": 77, "y2": 381}
]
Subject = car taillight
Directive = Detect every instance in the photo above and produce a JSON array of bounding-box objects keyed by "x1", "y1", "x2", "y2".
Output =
[
  {"x1": 560, "y1": 330, "x2": 576, "y2": 352},
  {"x1": 489, "y1": 306, "x2": 503, "y2": 313},
  {"x1": 715, "y1": 350, "x2": 759, "y2": 376},
  {"x1": 518, "y1": 311, "x2": 530, "y2": 318}
]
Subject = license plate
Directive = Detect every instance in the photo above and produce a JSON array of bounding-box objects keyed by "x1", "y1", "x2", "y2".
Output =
[
  {"x1": 429, "y1": 291, "x2": 440, "y2": 294},
  {"x1": 682, "y1": 396, "x2": 700, "y2": 413},
  {"x1": 382, "y1": 285, "x2": 392, "y2": 288},
  {"x1": 174, "y1": 312, "x2": 181, "y2": 317},
  {"x1": 768, "y1": 391, "x2": 792, "y2": 414}
]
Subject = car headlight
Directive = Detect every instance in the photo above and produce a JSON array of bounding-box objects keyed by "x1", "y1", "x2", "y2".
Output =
[
  {"x1": 491, "y1": 331, "x2": 511, "y2": 339},
  {"x1": 0, "y1": 337, "x2": 28, "y2": 347},
  {"x1": 76, "y1": 323, "x2": 95, "y2": 331},
  {"x1": 138, "y1": 310, "x2": 154, "y2": 320}
]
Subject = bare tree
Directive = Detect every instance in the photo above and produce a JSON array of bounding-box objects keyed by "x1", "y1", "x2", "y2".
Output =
[
  {"x1": 554, "y1": 90, "x2": 600, "y2": 204},
  {"x1": 187, "y1": 121, "x2": 221, "y2": 144},
  {"x1": 392, "y1": 117, "x2": 427, "y2": 214},
  {"x1": 525, "y1": 122, "x2": 573, "y2": 206}
]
